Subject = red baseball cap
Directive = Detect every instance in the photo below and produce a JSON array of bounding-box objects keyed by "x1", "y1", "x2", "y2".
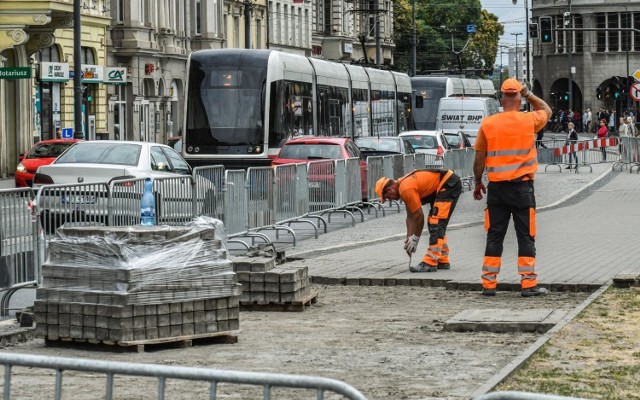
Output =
[{"x1": 501, "y1": 78, "x2": 522, "y2": 94}]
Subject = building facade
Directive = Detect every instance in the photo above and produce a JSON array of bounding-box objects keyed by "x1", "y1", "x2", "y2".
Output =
[
  {"x1": 531, "y1": 0, "x2": 640, "y2": 118},
  {"x1": 0, "y1": 0, "x2": 109, "y2": 178},
  {"x1": 0, "y1": 0, "x2": 397, "y2": 178}
]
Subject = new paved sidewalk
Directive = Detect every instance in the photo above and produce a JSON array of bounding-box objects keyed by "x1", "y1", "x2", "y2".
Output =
[{"x1": 282, "y1": 164, "x2": 639, "y2": 291}]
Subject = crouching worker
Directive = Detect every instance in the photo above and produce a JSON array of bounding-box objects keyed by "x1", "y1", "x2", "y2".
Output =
[{"x1": 375, "y1": 169, "x2": 462, "y2": 272}]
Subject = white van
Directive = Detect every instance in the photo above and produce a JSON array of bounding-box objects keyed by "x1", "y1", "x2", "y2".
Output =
[{"x1": 436, "y1": 97, "x2": 500, "y2": 144}]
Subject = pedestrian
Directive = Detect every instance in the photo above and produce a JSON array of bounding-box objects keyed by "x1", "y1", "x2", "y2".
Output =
[
  {"x1": 375, "y1": 169, "x2": 462, "y2": 273},
  {"x1": 597, "y1": 118, "x2": 608, "y2": 161},
  {"x1": 582, "y1": 108, "x2": 591, "y2": 132},
  {"x1": 472, "y1": 78, "x2": 552, "y2": 297},
  {"x1": 565, "y1": 122, "x2": 578, "y2": 169},
  {"x1": 586, "y1": 108, "x2": 593, "y2": 133},
  {"x1": 618, "y1": 116, "x2": 628, "y2": 137},
  {"x1": 573, "y1": 109, "x2": 582, "y2": 132},
  {"x1": 608, "y1": 110, "x2": 616, "y2": 135}
]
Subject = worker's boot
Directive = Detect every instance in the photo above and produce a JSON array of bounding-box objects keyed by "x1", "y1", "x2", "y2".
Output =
[
  {"x1": 521, "y1": 286, "x2": 548, "y2": 297},
  {"x1": 409, "y1": 262, "x2": 437, "y2": 273}
]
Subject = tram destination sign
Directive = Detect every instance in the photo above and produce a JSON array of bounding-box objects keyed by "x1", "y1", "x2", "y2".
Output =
[{"x1": 0, "y1": 67, "x2": 31, "y2": 80}]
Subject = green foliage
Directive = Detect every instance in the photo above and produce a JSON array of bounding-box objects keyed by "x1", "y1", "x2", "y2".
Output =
[{"x1": 392, "y1": 0, "x2": 501, "y2": 77}]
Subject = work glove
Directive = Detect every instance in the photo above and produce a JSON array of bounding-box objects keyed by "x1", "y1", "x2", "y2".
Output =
[
  {"x1": 473, "y1": 182, "x2": 486, "y2": 201},
  {"x1": 404, "y1": 234, "x2": 420, "y2": 256}
]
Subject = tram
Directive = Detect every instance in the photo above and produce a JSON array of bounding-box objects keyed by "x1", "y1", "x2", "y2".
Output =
[{"x1": 183, "y1": 49, "x2": 413, "y2": 168}]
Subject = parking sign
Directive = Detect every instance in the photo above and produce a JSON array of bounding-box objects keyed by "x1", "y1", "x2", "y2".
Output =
[{"x1": 61, "y1": 128, "x2": 73, "y2": 139}]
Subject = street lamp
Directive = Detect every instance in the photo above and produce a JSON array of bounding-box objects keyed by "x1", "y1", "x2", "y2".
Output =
[{"x1": 511, "y1": 32, "x2": 522, "y2": 80}]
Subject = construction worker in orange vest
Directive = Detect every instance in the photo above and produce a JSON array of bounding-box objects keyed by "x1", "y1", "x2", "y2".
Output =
[
  {"x1": 375, "y1": 169, "x2": 462, "y2": 272},
  {"x1": 472, "y1": 78, "x2": 552, "y2": 297}
]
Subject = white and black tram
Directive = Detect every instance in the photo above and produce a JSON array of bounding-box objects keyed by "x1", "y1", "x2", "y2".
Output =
[{"x1": 183, "y1": 49, "x2": 412, "y2": 168}]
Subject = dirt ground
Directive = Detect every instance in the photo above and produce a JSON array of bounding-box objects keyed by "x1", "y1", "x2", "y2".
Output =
[{"x1": 2, "y1": 285, "x2": 589, "y2": 400}]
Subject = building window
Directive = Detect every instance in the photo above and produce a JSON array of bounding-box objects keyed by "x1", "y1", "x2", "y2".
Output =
[
  {"x1": 257, "y1": 18, "x2": 262, "y2": 48},
  {"x1": 368, "y1": 0, "x2": 376, "y2": 37},
  {"x1": 195, "y1": 0, "x2": 202, "y2": 36},
  {"x1": 554, "y1": 15, "x2": 564, "y2": 53},
  {"x1": 324, "y1": 0, "x2": 331, "y2": 34},
  {"x1": 117, "y1": 0, "x2": 124, "y2": 23},
  {"x1": 634, "y1": 12, "x2": 640, "y2": 50},
  {"x1": 81, "y1": 47, "x2": 95, "y2": 65},
  {"x1": 596, "y1": 13, "x2": 606, "y2": 52},
  {"x1": 234, "y1": 16, "x2": 240, "y2": 47},
  {"x1": 574, "y1": 15, "x2": 583, "y2": 53},
  {"x1": 608, "y1": 12, "x2": 619, "y2": 52},
  {"x1": 621, "y1": 12, "x2": 632, "y2": 52}
]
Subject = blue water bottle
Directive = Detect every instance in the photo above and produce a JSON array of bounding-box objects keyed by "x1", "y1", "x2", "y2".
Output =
[{"x1": 140, "y1": 177, "x2": 156, "y2": 226}]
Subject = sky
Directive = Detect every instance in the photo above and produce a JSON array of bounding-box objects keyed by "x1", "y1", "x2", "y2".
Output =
[{"x1": 479, "y1": 0, "x2": 528, "y2": 67}]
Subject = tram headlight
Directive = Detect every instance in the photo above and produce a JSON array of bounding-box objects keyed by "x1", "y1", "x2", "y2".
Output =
[{"x1": 255, "y1": 146, "x2": 262, "y2": 153}]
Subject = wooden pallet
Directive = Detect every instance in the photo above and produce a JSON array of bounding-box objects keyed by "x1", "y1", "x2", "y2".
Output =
[
  {"x1": 44, "y1": 331, "x2": 238, "y2": 353},
  {"x1": 240, "y1": 291, "x2": 318, "y2": 312}
]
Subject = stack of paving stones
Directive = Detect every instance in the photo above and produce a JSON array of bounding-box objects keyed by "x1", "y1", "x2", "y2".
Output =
[
  {"x1": 231, "y1": 256, "x2": 312, "y2": 304},
  {"x1": 34, "y1": 224, "x2": 242, "y2": 344}
]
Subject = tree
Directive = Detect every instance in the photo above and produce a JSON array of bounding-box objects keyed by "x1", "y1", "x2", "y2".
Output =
[
  {"x1": 392, "y1": 0, "x2": 501, "y2": 76},
  {"x1": 467, "y1": 10, "x2": 505, "y2": 77}
]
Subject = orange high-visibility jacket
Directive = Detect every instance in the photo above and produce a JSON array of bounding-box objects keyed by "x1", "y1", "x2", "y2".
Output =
[{"x1": 480, "y1": 112, "x2": 538, "y2": 182}]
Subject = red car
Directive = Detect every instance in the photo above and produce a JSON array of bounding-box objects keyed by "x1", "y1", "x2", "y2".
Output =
[
  {"x1": 272, "y1": 136, "x2": 368, "y2": 202},
  {"x1": 15, "y1": 139, "x2": 80, "y2": 187}
]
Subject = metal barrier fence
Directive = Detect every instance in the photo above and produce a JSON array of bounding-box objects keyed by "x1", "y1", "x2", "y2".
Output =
[
  {"x1": 0, "y1": 188, "x2": 39, "y2": 315},
  {"x1": 223, "y1": 169, "x2": 248, "y2": 235},
  {"x1": 543, "y1": 138, "x2": 621, "y2": 173},
  {"x1": 0, "y1": 352, "x2": 368, "y2": 400},
  {"x1": 613, "y1": 136, "x2": 640, "y2": 173}
]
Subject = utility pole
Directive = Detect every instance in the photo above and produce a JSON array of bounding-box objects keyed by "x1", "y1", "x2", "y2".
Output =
[
  {"x1": 567, "y1": 0, "x2": 573, "y2": 110},
  {"x1": 411, "y1": 0, "x2": 416, "y2": 76},
  {"x1": 511, "y1": 32, "x2": 522, "y2": 80},
  {"x1": 73, "y1": 0, "x2": 83, "y2": 139},
  {"x1": 244, "y1": 0, "x2": 253, "y2": 49}
]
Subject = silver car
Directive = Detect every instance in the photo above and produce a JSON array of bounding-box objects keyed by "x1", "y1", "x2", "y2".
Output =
[
  {"x1": 398, "y1": 130, "x2": 452, "y2": 162},
  {"x1": 33, "y1": 141, "x2": 196, "y2": 232}
]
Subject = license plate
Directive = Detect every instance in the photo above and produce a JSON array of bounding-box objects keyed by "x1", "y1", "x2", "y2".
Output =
[
  {"x1": 61, "y1": 194, "x2": 96, "y2": 205},
  {"x1": 308, "y1": 182, "x2": 321, "y2": 189}
]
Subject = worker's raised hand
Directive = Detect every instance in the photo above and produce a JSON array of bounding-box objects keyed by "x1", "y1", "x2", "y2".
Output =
[
  {"x1": 403, "y1": 234, "x2": 420, "y2": 256},
  {"x1": 473, "y1": 182, "x2": 486, "y2": 201}
]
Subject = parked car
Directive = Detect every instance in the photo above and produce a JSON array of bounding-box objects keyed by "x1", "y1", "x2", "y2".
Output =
[
  {"x1": 33, "y1": 141, "x2": 194, "y2": 232},
  {"x1": 443, "y1": 131, "x2": 473, "y2": 149},
  {"x1": 354, "y1": 136, "x2": 415, "y2": 156},
  {"x1": 167, "y1": 136, "x2": 182, "y2": 152},
  {"x1": 398, "y1": 130, "x2": 452, "y2": 161},
  {"x1": 272, "y1": 136, "x2": 368, "y2": 202},
  {"x1": 436, "y1": 97, "x2": 499, "y2": 144},
  {"x1": 15, "y1": 139, "x2": 81, "y2": 187}
]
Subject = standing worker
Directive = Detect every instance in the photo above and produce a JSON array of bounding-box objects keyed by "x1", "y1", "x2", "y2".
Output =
[
  {"x1": 375, "y1": 169, "x2": 462, "y2": 272},
  {"x1": 472, "y1": 78, "x2": 552, "y2": 297}
]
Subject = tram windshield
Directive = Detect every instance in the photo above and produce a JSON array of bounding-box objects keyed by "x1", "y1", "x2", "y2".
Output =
[{"x1": 186, "y1": 56, "x2": 267, "y2": 152}]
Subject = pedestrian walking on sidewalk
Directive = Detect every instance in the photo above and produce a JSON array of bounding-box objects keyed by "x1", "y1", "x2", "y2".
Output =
[
  {"x1": 565, "y1": 122, "x2": 579, "y2": 169},
  {"x1": 472, "y1": 78, "x2": 552, "y2": 297},
  {"x1": 375, "y1": 169, "x2": 462, "y2": 273}
]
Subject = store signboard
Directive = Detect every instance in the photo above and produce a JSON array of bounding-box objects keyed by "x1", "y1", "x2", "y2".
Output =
[
  {"x1": 82, "y1": 64, "x2": 103, "y2": 83},
  {"x1": 104, "y1": 67, "x2": 127, "y2": 84},
  {"x1": 41, "y1": 62, "x2": 69, "y2": 82}
]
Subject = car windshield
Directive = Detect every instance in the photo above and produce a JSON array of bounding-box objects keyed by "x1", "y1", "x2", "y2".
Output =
[
  {"x1": 355, "y1": 138, "x2": 400, "y2": 152},
  {"x1": 56, "y1": 143, "x2": 141, "y2": 166},
  {"x1": 403, "y1": 135, "x2": 437, "y2": 150},
  {"x1": 444, "y1": 134, "x2": 461, "y2": 147},
  {"x1": 27, "y1": 142, "x2": 75, "y2": 159},
  {"x1": 279, "y1": 143, "x2": 342, "y2": 160}
]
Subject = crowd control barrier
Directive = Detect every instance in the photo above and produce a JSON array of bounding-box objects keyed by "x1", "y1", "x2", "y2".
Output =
[
  {"x1": 0, "y1": 352, "x2": 368, "y2": 400},
  {"x1": 613, "y1": 136, "x2": 640, "y2": 173},
  {"x1": 7, "y1": 146, "x2": 585, "y2": 315},
  {"x1": 0, "y1": 188, "x2": 39, "y2": 316},
  {"x1": 545, "y1": 137, "x2": 620, "y2": 172},
  {"x1": 475, "y1": 391, "x2": 589, "y2": 400}
]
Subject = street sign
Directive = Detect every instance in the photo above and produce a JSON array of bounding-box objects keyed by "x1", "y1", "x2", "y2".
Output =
[
  {"x1": 630, "y1": 82, "x2": 640, "y2": 101},
  {"x1": 633, "y1": 69, "x2": 640, "y2": 82},
  {"x1": 61, "y1": 128, "x2": 73, "y2": 139},
  {"x1": 467, "y1": 25, "x2": 476, "y2": 33},
  {"x1": 0, "y1": 67, "x2": 31, "y2": 80}
]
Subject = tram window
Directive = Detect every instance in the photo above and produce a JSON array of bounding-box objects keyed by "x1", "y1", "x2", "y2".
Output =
[{"x1": 415, "y1": 95, "x2": 424, "y2": 108}]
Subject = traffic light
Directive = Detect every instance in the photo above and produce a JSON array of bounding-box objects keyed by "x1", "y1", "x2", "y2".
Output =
[
  {"x1": 529, "y1": 23, "x2": 539, "y2": 39},
  {"x1": 540, "y1": 16, "x2": 553, "y2": 43},
  {"x1": 596, "y1": 87, "x2": 603, "y2": 99},
  {"x1": 612, "y1": 76, "x2": 621, "y2": 99}
]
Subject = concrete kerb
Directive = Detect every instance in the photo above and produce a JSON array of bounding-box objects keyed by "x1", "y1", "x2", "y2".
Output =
[
  {"x1": 470, "y1": 282, "x2": 612, "y2": 399},
  {"x1": 288, "y1": 167, "x2": 614, "y2": 261}
]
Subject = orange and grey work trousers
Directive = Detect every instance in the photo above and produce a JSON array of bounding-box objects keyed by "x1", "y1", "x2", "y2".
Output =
[
  {"x1": 481, "y1": 180, "x2": 538, "y2": 290},
  {"x1": 421, "y1": 173, "x2": 462, "y2": 267}
]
